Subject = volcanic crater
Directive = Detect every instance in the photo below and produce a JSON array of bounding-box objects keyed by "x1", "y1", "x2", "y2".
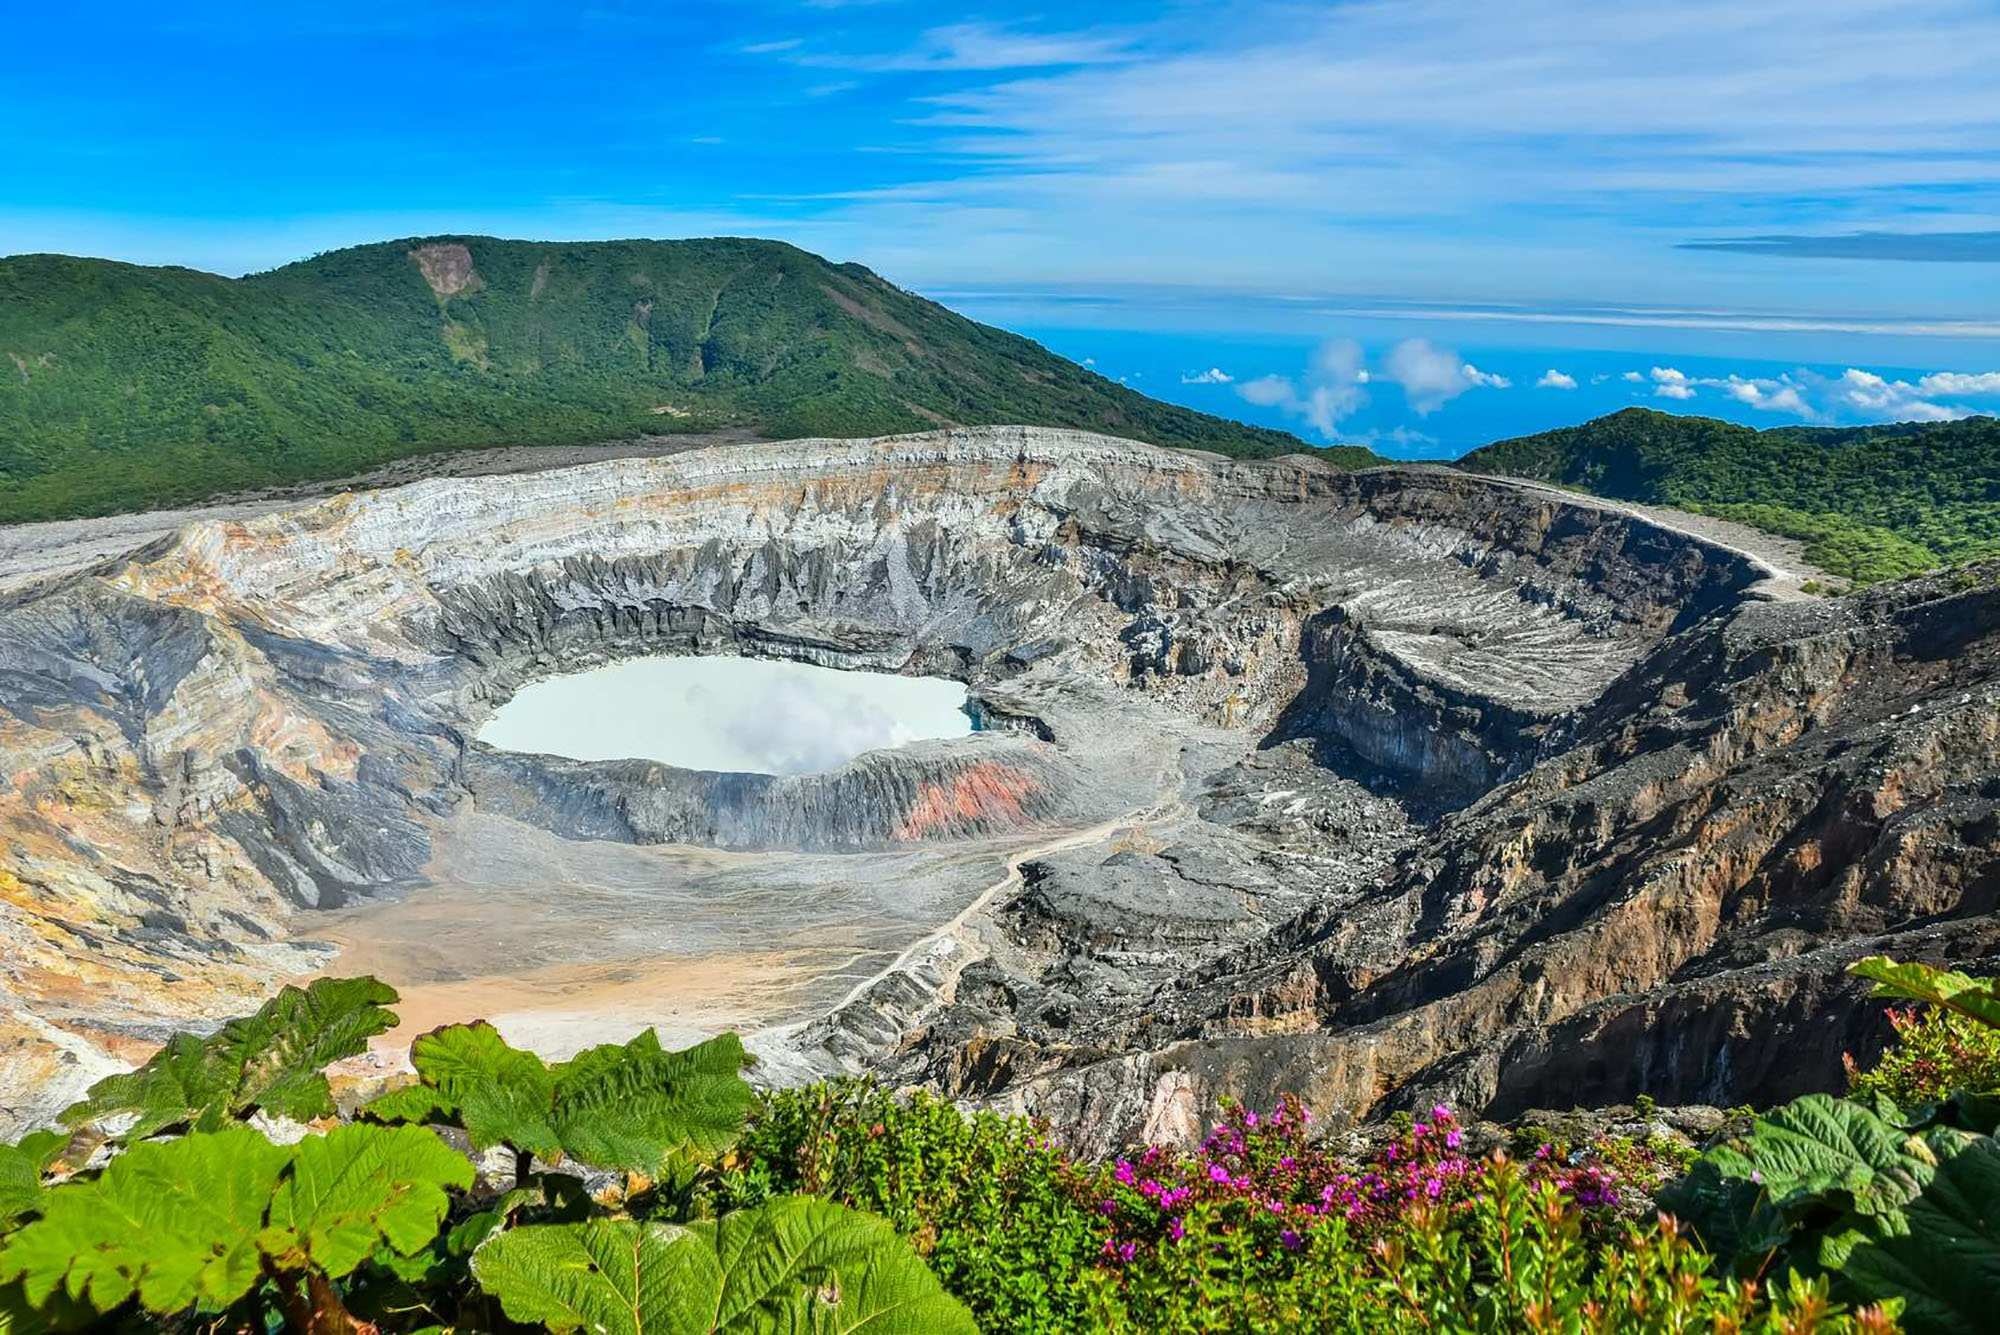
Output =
[{"x1": 3, "y1": 426, "x2": 1995, "y2": 1147}]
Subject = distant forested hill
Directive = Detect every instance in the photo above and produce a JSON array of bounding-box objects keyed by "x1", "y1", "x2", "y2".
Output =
[
  {"x1": 0, "y1": 236, "x2": 1362, "y2": 522},
  {"x1": 1459, "y1": 407, "x2": 2000, "y2": 583}
]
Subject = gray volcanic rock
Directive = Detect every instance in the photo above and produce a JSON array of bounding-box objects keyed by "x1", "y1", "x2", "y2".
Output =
[
  {"x1": 0, "y1": 424, "x2": 1870, "y2": 1137},
  {"x1": 922, "y1": 569, "x2": 2000, "y2": 1155}
]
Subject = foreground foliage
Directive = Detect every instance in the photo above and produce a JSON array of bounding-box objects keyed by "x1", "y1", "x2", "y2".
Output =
[
  {"x1": 366, "y1": 1021, "x2": 756, "y2": 1181},
  {"x1": 722, "y1": 1081, "x2": 1875, "y2": 1332},
  {"x1": 0, "y1": 986, "x2": 969, "y2": 1333},
  {"x1": 61, "y1": 976, "x2": 399, "y2": 1143},
  {"x1": 473, "y1": 1199, "x2": 975, "y2": 1334},
  {"x1": 7, "y1": 958, "x2": 1995, "y2": 1329},
  {"x1": 1664, "y1": 957, "x2": 2000, "y2": 1334}
]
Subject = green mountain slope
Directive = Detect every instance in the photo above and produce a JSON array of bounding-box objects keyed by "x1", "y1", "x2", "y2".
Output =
[
  {"x1": 1458, "y1": 407, "x2": 2000, "y2": 583},
  {"x1": 0, "y1": 236, "x2": 1362, "y2": 522}
]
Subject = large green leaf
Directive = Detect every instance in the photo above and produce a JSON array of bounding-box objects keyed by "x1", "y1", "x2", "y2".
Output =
[
  {"x1": 1706, "y1": 1093, "x2": 1938, "y2": 1219},
  {"x1": 471, "y1": 1218, "x2": 720, "y2": 1335},
  {"x1": 370, "y1": 1021, "x2": 561, "y2": 1158},
  {"x1": 473, "y1": 1198, "x2": 976, "y2": 1334},
  {"x1": 1841, "y1": 1136, "x2": 2000, "y2": 1333},
  {"x1": 698, "y1": 1196, "x2": 979, "y2": 1333},
  {"x1": 1851, "y1": 956, "x2": 2000, "y2": 1030},
  {"x1": 61, "y1": 977, "x2": 399, "y2": 1139},
  {"x1": 0, "y1": 1127, "x2": 291, "y2": 1315},
  {"x1": 551, "y1": 1031, "x2": 756, "y2": 1176},
  {"x1": 369, "y1": 1023, "x2": 752, "y2": 1173},
  {"x1": 0, "y1": 1135, "x2": 66, "y2": 1230},
  {"x1": 262, "y1": 1123, "x2": 474, "y2": 1280}
]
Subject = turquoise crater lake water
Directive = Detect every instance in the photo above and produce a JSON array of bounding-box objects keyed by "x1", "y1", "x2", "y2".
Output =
[{"x1": 477, "y1": 656, "x2": 975, "y2": 775}]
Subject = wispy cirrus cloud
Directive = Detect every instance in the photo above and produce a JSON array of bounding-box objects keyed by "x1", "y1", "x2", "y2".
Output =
[
  {"x1": 783, "y1": 20, "x2": 1137, "y2": 72},
  {"x1": 727, "y1": 0, "x2": 2000, "y2": 314},
  {"x1": 1680, "y1": 231, "x2": 2000, "y2": 262}
]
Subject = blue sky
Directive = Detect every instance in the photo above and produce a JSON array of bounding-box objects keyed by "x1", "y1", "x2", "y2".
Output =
[{"x1": 4, "y1": 0, "x2": 1997, "y2": 455}]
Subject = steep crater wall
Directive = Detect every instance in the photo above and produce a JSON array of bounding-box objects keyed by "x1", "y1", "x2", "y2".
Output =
[{"x1": 0, "y1": 426, "x2": 1767, "y2": 1127}]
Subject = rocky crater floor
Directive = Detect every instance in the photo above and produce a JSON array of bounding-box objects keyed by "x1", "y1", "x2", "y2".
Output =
[{"x1": 0, "y1": 426, "x2": 1993, "y2": 1148}]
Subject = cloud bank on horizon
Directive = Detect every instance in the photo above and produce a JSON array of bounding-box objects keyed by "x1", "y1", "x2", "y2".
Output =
[{"x1": 1203, "y1": 339, "x2": 2000, "y2": 441}]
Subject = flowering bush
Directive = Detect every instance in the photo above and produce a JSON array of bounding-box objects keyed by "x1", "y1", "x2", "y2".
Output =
[
  {"x1": 1090, "y1": 1096, "x2": 1675, "y2": 1266},
  {"x1": 712, "y1": 1078, "x2": 1111, "y2": 1332},
  {"x1": 1848, "y1": 1003, "x2": 2000, "y2": 1107},
  {"x1": 724, "y1": 1084, "x2": 1891, "y2": 1333}
]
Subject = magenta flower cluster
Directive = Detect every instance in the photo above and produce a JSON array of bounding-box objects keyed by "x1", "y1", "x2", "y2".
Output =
[{"x1": 1089, "y1": 1095, "x2": 1639, "y2": 1267}]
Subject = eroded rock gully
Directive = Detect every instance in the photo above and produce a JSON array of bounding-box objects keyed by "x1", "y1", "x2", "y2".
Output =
[{"x1": 0, "y1": 426, "x2": 1989, "y2": 1150}]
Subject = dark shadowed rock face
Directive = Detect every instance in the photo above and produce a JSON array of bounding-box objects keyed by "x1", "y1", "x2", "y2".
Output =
[
  {"x1": 4, "y1": 425, "x2": 1975, "y2": 1147},
  {"x1": 910, "y1": 571, "x2": 2000, "y2": 1155}
]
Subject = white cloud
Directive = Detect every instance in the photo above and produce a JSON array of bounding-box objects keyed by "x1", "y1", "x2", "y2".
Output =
[
  {"x1": 1235, "y1": 337, "x2": 1370, "y2": 435},
  {"x1": 1237, "y1": 375, "x2": 1297, "y2": 407},
  {"x1": 1651, "y1": 366, "x2": 1697, "y2": 399},
  {"x1": 1182, "y1": 367, "x2": 1234, "y2": 384},
  {"x1": 1537, "y1": 369, "x2": 1579, "y2": 390},
  {"x1": 1838, "y1": 368, "x2": 1971, "y2": 422},
  {"x1": 1622, "y1": 370, "x2": 1647, "y2": 384},
  {"x1": 1717, "y1": 375, "x2": 1811, "y2": 415},
  {"x1": 1381, "y1": 338, "x2": 1510, "y2": 414},
  {"x1": 1917, "y1": 371, "x2": 2000, "y2": 396}
]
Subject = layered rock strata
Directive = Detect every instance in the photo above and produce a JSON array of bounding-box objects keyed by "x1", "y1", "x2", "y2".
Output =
[{"x1": 0, "y1": 426, "x2": 1855, "y2": 1138}]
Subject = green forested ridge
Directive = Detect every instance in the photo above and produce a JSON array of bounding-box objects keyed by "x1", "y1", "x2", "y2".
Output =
[
  {"x1": 0, "y1": 237, "x2": 1357, "y2": 522},
  {"x1": 1458, "y1": 407, "x2": 2000, "y2": 583}
]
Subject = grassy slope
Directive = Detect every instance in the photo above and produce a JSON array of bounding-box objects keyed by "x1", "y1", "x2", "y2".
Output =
[
  {"x1": 0, "y1": 236, "x2": 1373, "y2": 522},
  {"x1": 1458, "y1": 406, "x2": 2000, "y2": 583}
]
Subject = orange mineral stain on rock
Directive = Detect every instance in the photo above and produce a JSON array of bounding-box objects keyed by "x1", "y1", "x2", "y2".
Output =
[{"x1": 895, "y1": 761, "x2": 1039, "y2": 840}]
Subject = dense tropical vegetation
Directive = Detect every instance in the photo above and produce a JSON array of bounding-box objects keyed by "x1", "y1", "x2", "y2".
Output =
[
  {"x1": 0, "y1": 955, "x2": 1993, "y2": 1331},
  {"x1": 1459, "y1": 408, "x2": 2000, "y2": 584},
  {"x1": 0, "y1": 238, "x2": 1364, "y2": 523}
]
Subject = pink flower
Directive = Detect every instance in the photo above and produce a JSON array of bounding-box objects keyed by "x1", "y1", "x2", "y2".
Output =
[
  {"x1": 1280, "y1": 1229, "x2": 1303, "y2": 1252},
  {"x1": 1167, "y1": 1217, "x2": 1185, "y2": 1242},
  {"x1": 1209, "y1": 1164, "x2": 1231, "y2": 1183},
  {"x1": 1114, "y1": 1159, "x2": 1136, "y2": 1185}
]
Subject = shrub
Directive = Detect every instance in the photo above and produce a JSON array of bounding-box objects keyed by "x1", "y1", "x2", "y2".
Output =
[
  {"x1": 1849, "y1": 1005, "x2": 2000, "y2": 1108},
  {"x1": 726, "y1": 1086, "x2": 1882, "y2": 1332},
  {"x1": 1109, "y1": 1156, "x2": 1883, "y2": 1333},
  {"x1": 0, "y1": 974, "x2": 1928, "y2": 1333},
  {"x1": 1846, "y1": 957, "x2": 2000, "y2": 1109},
  {"x1": 713, "y1": 1078, "x2": 1109, "y2": 1332}
]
